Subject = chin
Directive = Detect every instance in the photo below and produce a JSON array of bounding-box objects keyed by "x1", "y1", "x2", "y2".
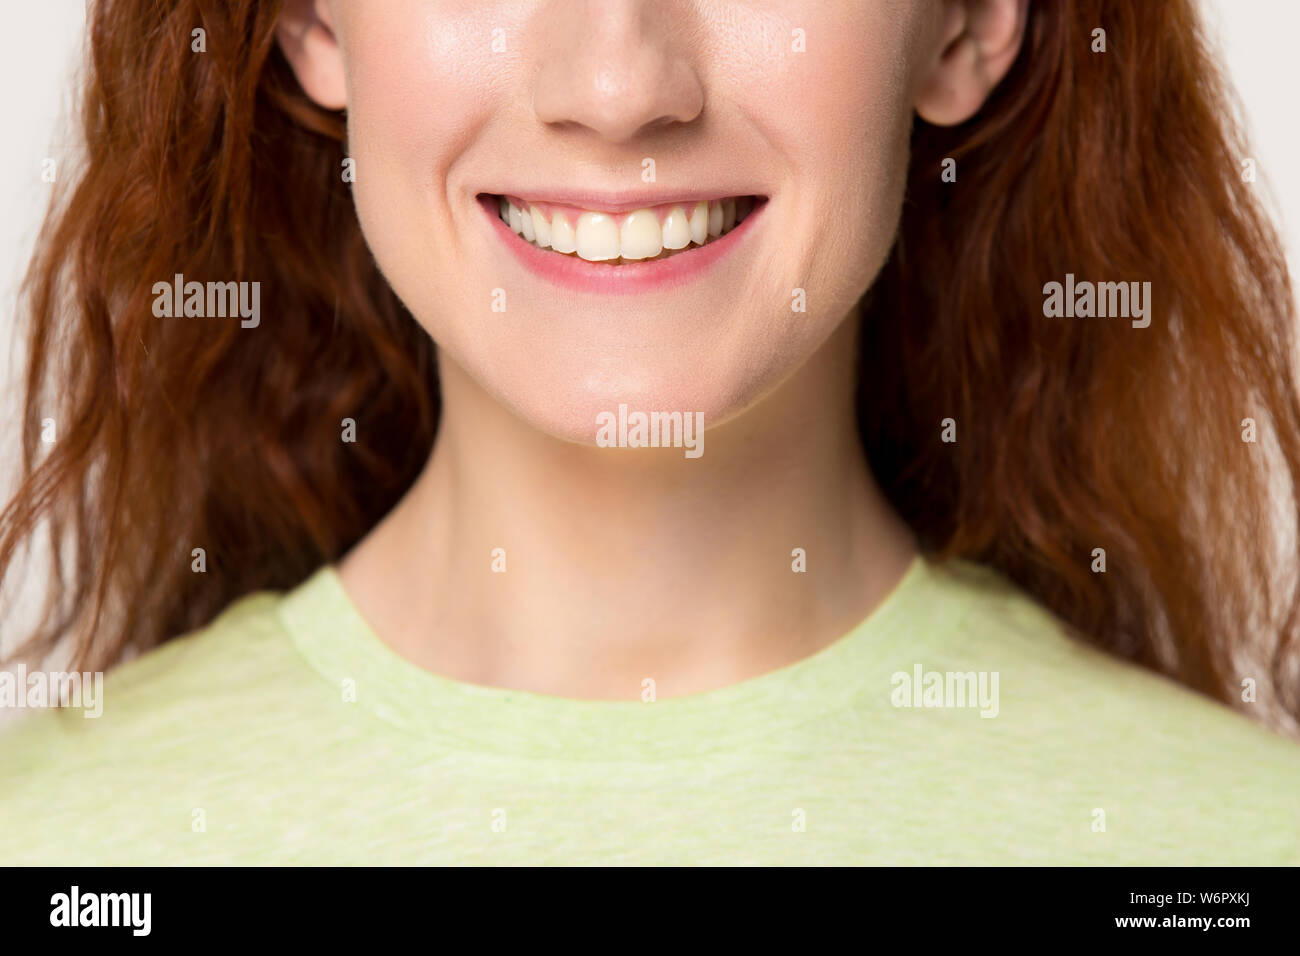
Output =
[{"x1": 482, "y1": 352, "x2": 754, "y2": 451}]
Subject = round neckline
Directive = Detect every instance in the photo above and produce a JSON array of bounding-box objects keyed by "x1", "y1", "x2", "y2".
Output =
[{"x1": 277, "y1": 554, "x2": 954, "y2": 761}]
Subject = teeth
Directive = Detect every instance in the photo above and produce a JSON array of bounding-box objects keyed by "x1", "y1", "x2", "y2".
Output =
[
  {"x1": 661, "y1": 206, "x2": 691, "y2": 250},
  {"x1": 497, "y1": 196, "x2": 755, "y2": 264},
  {"x1": 575, "y1": 211, "x2": 620, "y2": 261},
  {"x1": 689, "y1": 201, "x2": 708, "y2": 245},
  {"x1": 530, "y1": 206, "x2": 552, "y2": 248},
  {"x1": 550, "y1": 212, "x2": 577, "y2": 254},
  {"x1": 619, "y1": 209, "x2": 663, "y2": 260}
]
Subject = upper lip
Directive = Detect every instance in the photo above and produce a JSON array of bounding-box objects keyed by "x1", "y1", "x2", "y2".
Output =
[{"x1": 480, "y1": 188, "x2": 763, "y2": 212}]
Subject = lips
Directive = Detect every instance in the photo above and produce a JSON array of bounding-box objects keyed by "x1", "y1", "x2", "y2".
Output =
[
  {"x1": 491, "y1": 194, "x2": 758, "y2": 264},
  {"x1": 478, "y1": 192, "x2": 766, "y2": 294}
]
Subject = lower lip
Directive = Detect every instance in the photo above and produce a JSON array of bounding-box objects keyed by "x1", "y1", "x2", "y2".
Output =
[{"x1": 478, "y1": 194, "x2": 764, "y2": 295}]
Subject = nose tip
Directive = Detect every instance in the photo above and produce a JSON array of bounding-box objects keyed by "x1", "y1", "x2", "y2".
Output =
[
  {"x1": 534, "y1": 65, "x2": 704, "y2": 143},
  {"x1": 530, "y1": 2, "x2": 705, "y2": 145}
]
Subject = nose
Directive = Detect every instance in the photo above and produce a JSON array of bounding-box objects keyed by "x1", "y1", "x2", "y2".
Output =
[{"x1": 531, "y1": 0, "x2": 705, "y2": 145}]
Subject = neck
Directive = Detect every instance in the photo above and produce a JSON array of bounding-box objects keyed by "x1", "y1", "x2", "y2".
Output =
[{"x1": 339, "y1": 309, "x2": 917, "y2": 699}]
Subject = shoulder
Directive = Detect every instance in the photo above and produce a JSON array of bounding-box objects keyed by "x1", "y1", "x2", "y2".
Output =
[
  {"x1": 924, "y1": 557, "x2": 1290, "y2": 735},
  {"x1": 903, "y1": 558, "x2": 1300, "y2": 862},
  {"x1": 4, "y1": 588, "x2": 298, "y2": 751},
  {"x1": 0, "y1": 585, "x2": 328, "y2": 847},
  {"x1": 922, "y1": 557, "x2": 1298, "y2": 750}
]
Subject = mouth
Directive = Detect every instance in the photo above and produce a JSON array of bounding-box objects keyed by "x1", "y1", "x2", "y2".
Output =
[
  {"x1": 484, "y1": 193, "x2": 762, "y2": 265},
  {"x1": 477, "y1": 191, "x2": 766, "y2": 292}
]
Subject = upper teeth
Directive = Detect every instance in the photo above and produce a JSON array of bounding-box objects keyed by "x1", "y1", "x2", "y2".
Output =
[{"x1": 497, "y1": 196, "x2": 754, "y2": 263}]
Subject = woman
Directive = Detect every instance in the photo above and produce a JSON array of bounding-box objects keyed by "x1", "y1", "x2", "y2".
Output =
[{"x1": 1, "y1": 0, "x2": 1298, "y2": 864}]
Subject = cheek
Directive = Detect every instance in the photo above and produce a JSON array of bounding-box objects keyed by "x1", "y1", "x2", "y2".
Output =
[
  {"x1": 339, "y1": 5, "x2": 512, "y2": 324},
  {"x1": 789, "y1": 17, "x2": 915, "y2": 266},
  {"x1": 722, "y1": 12, "x2": 918, "y2": 383}
]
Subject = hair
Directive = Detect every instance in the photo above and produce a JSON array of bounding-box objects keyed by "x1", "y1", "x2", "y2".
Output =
[{"x1": 3, "y1": 0, "x2": 1298, "y2": 733}]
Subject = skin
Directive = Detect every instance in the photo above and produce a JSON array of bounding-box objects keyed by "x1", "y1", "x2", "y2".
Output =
[{"x1": 276, "y1": 0, "x2": 1027, "y2": 699}]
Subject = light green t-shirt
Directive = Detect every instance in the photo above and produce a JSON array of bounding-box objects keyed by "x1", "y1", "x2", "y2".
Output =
[{"x1": 2, "y1": 556, "x2": 1297, "y2": 865}]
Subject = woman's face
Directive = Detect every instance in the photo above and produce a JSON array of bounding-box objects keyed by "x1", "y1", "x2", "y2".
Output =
[{"x1": 285, "y1": 0, "x2": 1008, "y2": 442}]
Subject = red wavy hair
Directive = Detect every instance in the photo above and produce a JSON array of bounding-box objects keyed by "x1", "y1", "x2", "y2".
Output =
[{"x1": 3, "y1": 0, "x2": 1299, "y2": 734}]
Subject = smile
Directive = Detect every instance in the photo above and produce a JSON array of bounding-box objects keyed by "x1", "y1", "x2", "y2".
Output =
[
  {"x1": 478, "y1": 191, "x2": 766, "y2": 293},
  {"x1": 489, "y1": 194, "x2": 759, "y2": 265}
]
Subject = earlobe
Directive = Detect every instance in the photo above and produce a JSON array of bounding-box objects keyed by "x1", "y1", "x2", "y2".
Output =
[
  {"x1": 276, "y1": 0, "x2": 347, "y2": 111},
  {"x1": 914, "y1": 0, "x2": 1028, "y2": 127}
]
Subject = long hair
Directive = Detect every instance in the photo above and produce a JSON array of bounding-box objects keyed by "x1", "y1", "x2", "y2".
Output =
[{"x1": 4, "y1": 0, "x2": 1298, "y2": 734}]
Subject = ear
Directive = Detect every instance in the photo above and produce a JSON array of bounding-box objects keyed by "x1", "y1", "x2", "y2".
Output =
[
  {"x1": 276, "y1": 0, "x2": 347, "y2": 110},
  {"x1": 914, "y1": 0, "x2": 1028, "y2": 126}
]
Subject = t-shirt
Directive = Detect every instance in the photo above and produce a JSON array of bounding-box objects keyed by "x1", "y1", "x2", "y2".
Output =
[{"x1": 2, "y1": 556, "x2": 1298, "y2": 865}]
